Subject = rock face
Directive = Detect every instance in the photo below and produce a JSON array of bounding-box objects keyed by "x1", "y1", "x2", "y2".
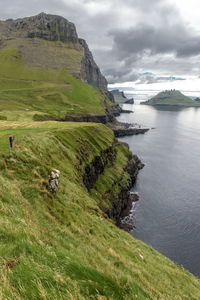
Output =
[
  {"x1": 108, "y1": 122, "x2": 149, "y2": 137},
  {"x1": 82, "y1": 143, "x2": 143, "y2": 229},
  {"x1": 1, "y1": 13, "x2": 79, "y2": 43},
  {"x1": 0, "y1": 13, "x2": 107, "y2": 90},
  {"x1": 113, "y1": 127, "x2": 149, "y2": 137},
  {"x1": 83, "y1": 147, "x2": 117, "y2": 190},
  {"x1": 61, "y1": 114, "x2": 115, "y2": 124},
  {"x1": 110, "y1": 89, "x2": 134, "y2": 105},
  {"x1": 48, "y1": 169, "x2": 61, "y2": 193},
  {"x1": 79, "y1": 39, "x2": 107, "y2": 90},
  {"x1": 106, "y1": 154, "x2": 144, "y2": 228}
]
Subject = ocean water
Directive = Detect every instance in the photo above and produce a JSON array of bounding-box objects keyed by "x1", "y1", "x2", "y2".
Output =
[{"x1": 117, "y1": 103, "x2": 200, "y2": 277}]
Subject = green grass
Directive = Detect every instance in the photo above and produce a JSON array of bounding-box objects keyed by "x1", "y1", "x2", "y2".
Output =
[
  {"x1": 0, "y1": 46, "x2": 106, "y2": 120},
  {"x1": 142, "y1": 90, "x2": 200, "y2": 107},
  {"x1": 0, "y1": 121, "x2": 199, "y2": 299},
  {"x1": 0, "y1": 35, "x2": 199, "y2": 299}
]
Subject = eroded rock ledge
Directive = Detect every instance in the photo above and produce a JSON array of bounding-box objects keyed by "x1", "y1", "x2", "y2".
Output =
[
  {"x1": 82, "y1": 142, "x2": 144, "y2": 229},
  {"x1": 108, "y1": 122, "x2": 149, "y2": 137},
  {"x1": 62, "y1": 114, "x2": 115, "y2": 124},
  {"x1": 83, "y1": 147, "x2": 117, "y2": 190},
  {"x1": 105, "y1": 153, "x2": 144, "y2": 229}
]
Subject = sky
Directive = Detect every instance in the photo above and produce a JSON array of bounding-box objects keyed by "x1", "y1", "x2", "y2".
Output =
[{"x1": 1, "y1": 0, "x2": 200, "y2": 92}]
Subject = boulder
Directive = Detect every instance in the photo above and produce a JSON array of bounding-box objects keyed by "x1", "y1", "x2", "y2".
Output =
[{"x1": 49, "y1": 169, "x2": 60, "y2": 193}]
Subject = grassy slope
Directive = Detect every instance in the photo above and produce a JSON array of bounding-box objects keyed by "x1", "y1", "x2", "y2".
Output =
[
  {"x1": 0, "y1": 46, "x2": 107, "y2": 120},
  {"x1": 0, "y1": 121, "x2": 199, "y2": 300},
  {"x1": 143, "y1": 90, "x2": 200, "y2": 107}
]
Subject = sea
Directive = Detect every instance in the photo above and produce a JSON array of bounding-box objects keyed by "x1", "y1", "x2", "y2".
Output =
[{"x1": 117, "y1": 92, "x2": 200, "y2": 277}]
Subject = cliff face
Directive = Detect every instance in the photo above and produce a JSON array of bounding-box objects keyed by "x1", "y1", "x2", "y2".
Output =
[
  {"x1": 0, "y1": 12, "x2": 78, "y2": 43},
  {"x1": 1, "y1": 122, "x2": 199, "y2": 299},
  {"x1": 79, "y1": 38, "x2": 107, "y2": 90},
  {"x1": 110, "y1": 89, "x2": 134, "y2": 104},
  {"x1": 82, "y1": 141, "x2": 143, "y2": 228},
  {"x1": 0, "y1": 13, "x2": 107, "y2": 90}
]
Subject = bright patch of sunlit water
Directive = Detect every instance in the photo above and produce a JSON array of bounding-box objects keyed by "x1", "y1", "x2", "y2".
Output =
[{"x1": 117, "y1": 103, "x2": 200, "y2": 277}]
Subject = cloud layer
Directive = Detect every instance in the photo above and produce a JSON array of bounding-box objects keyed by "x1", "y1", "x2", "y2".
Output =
[{"x1": 1, "y1": 0, "x2": 200, "y2": 83}]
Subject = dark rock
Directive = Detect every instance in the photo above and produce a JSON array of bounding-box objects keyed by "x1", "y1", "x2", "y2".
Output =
[
  {"x1": 110, "y1": 89, "x2": 134, "y2": 104},
  {"x1": 0, "y1": 13, "x2": 107, "y2": 92},
  {"x1": 7, "y1": 12, "x2": 79, "y2": 43},
  {"x1": 105, "y1": 91, "x2": 115, "y2": 103},
  {"x1": 121, "y1": 109, "x2": 133, "y2": 113},
  {"x1": 112, "y1": 127, "x2": 149, "y2": 137},
  {"x1": 124, "y1": 98, "x2": 134, "y2": 104},
  {"x1": 130, "y1": 192, "x2": 139, "y2": 202},
  {"x1": 62, "y1": 114, "x2": 115, "y2": 124},
  {"x1": 105, "y1": 153, "x2": 144, "y2": 229},
  {"x1": 83, "y1": 147, "x2": 116, "y2": 190},
  {"x1": 81, "y1": 141, "x2": 144, "y2": 231},
  {"x1": 9, "y1": 136, "x2": 15, "y2": 149},
  {"x1": 79, "y1": 38, "x2": 107, "y2": 90}
]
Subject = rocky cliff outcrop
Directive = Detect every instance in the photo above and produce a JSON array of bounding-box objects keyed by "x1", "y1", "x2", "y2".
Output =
[
  {"x1": 82, "y1": 142, "x2": 143, "y2": 229},
  {"x1": 83, "y1": 147, "x2": 116, "y2": 190},
  {"x1": 0, "y1": 13, "x2": 107, "y2": 90},
  {"x1": 0, "y1": 12, "x2": 78, "y2": 43},
  {"x1": 104, "y1": 153, "x2": 144, "y2": 228},
  {"x1": 79, "y1": 38, "x2": 107, "y2": 90},
  {"x1": 110, "y1": 89, "x2": 134, "y2": 105}
]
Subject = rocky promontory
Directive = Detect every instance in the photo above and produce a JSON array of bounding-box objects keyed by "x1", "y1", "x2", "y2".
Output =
[
  {"x1": 0, "y1": 12, "x2": 107, "y2": 90},
  {"x1": 110, "y1": 89, "x2": 134, "y2": 105},
  {"x1": 79, "y1": 38, "x2": 107, "y2": 90},
  {"x1": 108, "y1": 122, "x2": 149, "y2": 137}
]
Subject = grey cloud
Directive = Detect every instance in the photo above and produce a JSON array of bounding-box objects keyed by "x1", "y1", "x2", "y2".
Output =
[
  {"x1": 1, "y1": 0, "x2": 200, "y2": 83},
  {"x1": 105, "y1": 68, "x2": 139, "y2": 83},
  {"x1": 109, "y1": 23, "x2": 200, "y2": 58}
]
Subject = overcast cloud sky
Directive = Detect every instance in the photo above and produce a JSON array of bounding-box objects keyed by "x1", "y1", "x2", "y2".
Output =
[{"x1": 1, "y1": 0, "x2": 200, "y2": 87}]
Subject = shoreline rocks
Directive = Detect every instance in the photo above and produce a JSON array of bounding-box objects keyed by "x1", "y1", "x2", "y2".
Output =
[
  {"x1": 121, "y1": 109, "x2": 134, "y2": 113},
  {"x1": 108, "y1": 122, "x2": 149, "y2": 137}
]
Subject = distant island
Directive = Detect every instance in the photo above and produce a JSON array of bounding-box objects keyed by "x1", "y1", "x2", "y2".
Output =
[
  {"x1": 110, "y1": 89, "x2": 134, "y2": 105},
  {"x1": 142, "y1": 90, "x2": 200, "y2": 107}
]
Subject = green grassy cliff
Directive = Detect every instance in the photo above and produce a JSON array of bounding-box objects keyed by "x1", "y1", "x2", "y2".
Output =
[
  {"x1": 0, "y1": 13, "x2": 200, "y2": 300},
  {"x1": 0, "y1": 121, "x2": 199, "y2": 300},
  {"x1": 142, "y1": 90, "x2": 200, "y2": 107},
  {"x1": 0, "y1": 13, "x2": 114, "y2": 121},
  {"x1": 0, "y1": 46, "x2": 109, "y2": 121}
]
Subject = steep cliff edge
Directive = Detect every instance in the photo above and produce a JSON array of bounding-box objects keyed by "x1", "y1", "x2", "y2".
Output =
[
  {"x1": 79, "y1": 38, "x2": 107, "y2": 90},
  {"x1": 0, "y1": 12, "x2": 107, "y2": 90},
  {"x1": 0, "y1": 12, "x2": 78, "y2": 43},
  {"x1": 83, "y1": 143, "x2": 143, "y2": 227},
  {"x1": 0, "y1": 121, "x2": 199, "y2": 299},
  {"x1": 0, "y1": 12, "x2": 121, "y2": 123},
  {"x1": 110, "y1": 89, "x2": 134, "y2": 104}
]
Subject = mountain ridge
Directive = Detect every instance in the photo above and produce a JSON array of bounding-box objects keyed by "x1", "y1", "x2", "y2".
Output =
[{"x1": 0, "y1": 12, "x2": 107, "y2": 90}]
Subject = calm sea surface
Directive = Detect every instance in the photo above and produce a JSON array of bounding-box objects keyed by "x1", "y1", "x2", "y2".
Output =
[{"x1": 117, "y1": 103, "x2": 200, "y2": 277}]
